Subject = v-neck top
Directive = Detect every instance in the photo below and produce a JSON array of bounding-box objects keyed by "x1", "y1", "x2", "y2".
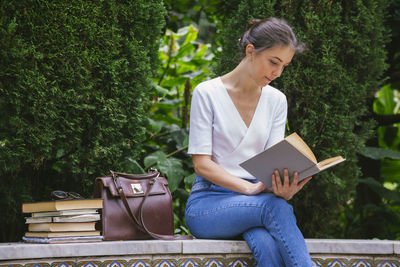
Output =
[{"x1": 188, "y1": 77, "x2": 287, "y2": 179}]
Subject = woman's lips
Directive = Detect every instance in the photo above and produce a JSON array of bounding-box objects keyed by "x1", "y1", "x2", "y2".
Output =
[{"x1": 265, "y1": 77, "x2": 272, "y2": 83}]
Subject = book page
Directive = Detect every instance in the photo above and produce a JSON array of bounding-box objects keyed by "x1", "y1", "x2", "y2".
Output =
[
  {"x1": 317, "y1": 156, "x2": 345, "y2": 170},
  {"x1": 285, "y1": 133, "x2": 317, "y2": 164}
]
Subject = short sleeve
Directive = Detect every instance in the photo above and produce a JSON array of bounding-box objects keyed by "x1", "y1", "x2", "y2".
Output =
[
  {"x1": 265, "y1": 94, "x2": 287, "y2": 149},
  {"x1": 188, "y1": 85, "x2": 213, "y2": 155}
]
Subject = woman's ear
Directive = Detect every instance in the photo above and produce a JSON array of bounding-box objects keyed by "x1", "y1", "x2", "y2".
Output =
[{"x1": 245, "y1": 44, "x2": 255, "y2": 59}]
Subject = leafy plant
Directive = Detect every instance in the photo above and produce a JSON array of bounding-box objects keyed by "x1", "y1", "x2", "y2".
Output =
[
  {"x1": 0, "y1": 0, "x2": 166, "y2": 242},
  {"x1": 121, "y1": 25, "x2": 215, "y2": 234}
]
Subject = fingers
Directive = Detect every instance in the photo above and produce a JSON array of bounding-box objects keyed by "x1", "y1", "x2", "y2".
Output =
[
  {"x1": 283, "y1": 169, "x2": 290, "y2": 186},
  {"x1": 292, "y1": 171, "x2": 299, "y2": 186},
  {"x1": 272, "y1": 172, "x2": 278, "y2": 192},
  {"x1": 271, "y1": 170, "x2": 311, "y2": 200}
]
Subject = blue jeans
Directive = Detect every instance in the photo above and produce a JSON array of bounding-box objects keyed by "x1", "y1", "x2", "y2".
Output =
[{"x1": 185, "y1": 175, "x2": 312, "y2": 267}]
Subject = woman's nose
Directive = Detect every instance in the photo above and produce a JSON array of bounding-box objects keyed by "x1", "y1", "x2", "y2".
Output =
[{"x1": 272, "y1": 67, "x2": 283, "y2": 78}]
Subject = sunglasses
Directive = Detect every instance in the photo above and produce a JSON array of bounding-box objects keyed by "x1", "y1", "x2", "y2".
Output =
[{"x1": 51, "y1": 190, "x2": 84, "y2": 200}]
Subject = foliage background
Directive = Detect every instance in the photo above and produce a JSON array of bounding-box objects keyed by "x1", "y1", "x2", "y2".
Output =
[
  {"x1": 1, "y1": 0, "x2": 399, "y2": 242},
  {"x1": 0, "y1": 0, "x2": 166, "y2": 242}
]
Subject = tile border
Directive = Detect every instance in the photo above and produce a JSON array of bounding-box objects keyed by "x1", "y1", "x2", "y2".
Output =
[{"x1": 0, "y1": 239, "x2": 399, "y2": 261}]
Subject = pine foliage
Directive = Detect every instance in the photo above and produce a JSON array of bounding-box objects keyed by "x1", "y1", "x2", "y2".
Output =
[
  {"x1": 215, "y1": 0, "x2": 389, "y2": 237},
  {"x1": 0, "y1": 0, "x2": 166, "y2": 241}
]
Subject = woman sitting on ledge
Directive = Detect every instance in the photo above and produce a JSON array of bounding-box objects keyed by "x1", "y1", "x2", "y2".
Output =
[{"x1": 185, "y1": 17, "x2": 312, "y2": 266}]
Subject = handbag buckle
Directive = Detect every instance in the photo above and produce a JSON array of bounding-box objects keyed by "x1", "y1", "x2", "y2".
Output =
[{"x1": 131, "y1": 183, "x2": 144, "y2": 194}]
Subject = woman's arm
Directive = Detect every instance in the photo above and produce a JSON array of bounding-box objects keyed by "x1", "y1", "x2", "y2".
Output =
[{"x1": 192, "y1": 154, "x2": 268, "y2": 195}]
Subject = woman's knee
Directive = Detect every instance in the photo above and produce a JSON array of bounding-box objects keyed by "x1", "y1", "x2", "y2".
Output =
[{"x1": 264, "y1": 194, "x2": 295, "y2": 220}]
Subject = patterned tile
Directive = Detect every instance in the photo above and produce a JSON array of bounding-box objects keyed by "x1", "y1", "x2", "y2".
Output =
[
  {"x1": 350, "y1": 259, "x2": 373, "y2": 267},
  {"x1": 310, "y1": 258, "x2": 400, "y2": 267},
  {"x1": 153, "y1": 259, "x2": 175, "y2": 267},
  {"x1": 76, "y1": 261, "x2": 101, "y2": 267},
  {"x1": 51, "y1": 262, "x2": 75, "y2": 267},
  {"x1": 1, "y1": 256, "x2": 399, "y2": 267},
  {"x1": 130, "y1": 260, "x2": 152, "y2": 267}
]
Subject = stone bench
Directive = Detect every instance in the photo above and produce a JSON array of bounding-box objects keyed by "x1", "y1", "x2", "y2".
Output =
[{"x1": 0, "y1": 239, "x2": 399, "y2": 266}]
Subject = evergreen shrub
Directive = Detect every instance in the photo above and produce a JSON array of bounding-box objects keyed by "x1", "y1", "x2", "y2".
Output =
[
  {"x1": 0, "y1": 0, "x2": 166, "y2": 241},
  {"x1": 215, "y1": 0, "x2": 388, "y2": 237}
]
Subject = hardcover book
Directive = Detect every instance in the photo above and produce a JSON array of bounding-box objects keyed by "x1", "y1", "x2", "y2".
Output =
[
  {"x1": 28, "y1": 222, "x2": 96, "y2": 232},
  {"x1": 31, "y1": 209, "x2": 100, "y2": 217},
  {"x1": 25, "y1": 213, "x2": 100, "y2": 224},
  {"x1": 22, "y1": 235, "x2": 103, "y2": 243},
  {"x1": 24, "y1": 231, "x2": 100, "y2": 238},
  {"x1": 240, "y1": 132, "x2": 345, "y2": 189},
  {"x1": 22, "y1": 199, "x2": 103, "y2": 213}
]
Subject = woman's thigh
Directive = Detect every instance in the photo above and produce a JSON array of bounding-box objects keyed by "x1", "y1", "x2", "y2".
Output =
[{"x1": 185, "y1": 184, "x2": 293, "y2": 239}]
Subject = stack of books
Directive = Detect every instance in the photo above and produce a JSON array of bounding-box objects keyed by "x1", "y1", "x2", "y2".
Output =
[{"x1": 22, "y1": 198, "x2": 103, "y2": 243}]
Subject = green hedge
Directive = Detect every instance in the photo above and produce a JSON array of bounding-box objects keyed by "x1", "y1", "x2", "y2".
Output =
[
  {"x1": 0, "y1": 0, "x2": 166, "y2": 242},
  {"x1": 215, "y1": 0, "x2": 389, "y2": 237}
]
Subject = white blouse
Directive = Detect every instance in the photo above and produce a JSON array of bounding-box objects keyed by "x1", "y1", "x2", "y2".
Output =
[{"x1": 188, "y1": 77, "x2": 287, "y2": 179}]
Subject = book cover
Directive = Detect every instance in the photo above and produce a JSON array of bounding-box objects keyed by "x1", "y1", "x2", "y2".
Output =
[
  {"x1": 240, "y1": 133, "x2": 345, "y2": 189},
  {"x1": 28, "y1": 222, "x2": 96, "y2": 232},
  {"x1": 22, "y1": 199, "x2": 103, "y2": 213},
  {"x1": 22, "y1": 235, "x2": 103, "y2": 243},
  {"x1": 24, "y1": 231, "x2": 101, "y2": 238},
  {"x1": 26, "y1": 213, "x2": 100, "y2": 224},
  {"x1": 31, "y1": 208, "x2": 99, "y2": 217}
]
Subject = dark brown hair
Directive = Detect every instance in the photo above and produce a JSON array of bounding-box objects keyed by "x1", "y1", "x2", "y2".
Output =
[{"x1": 239, "y1": 17, "x2": 305, "y2": 58}]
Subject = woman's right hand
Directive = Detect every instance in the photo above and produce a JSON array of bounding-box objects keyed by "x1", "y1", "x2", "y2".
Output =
[{"x1": 244, "y1": 181, "x2": 270, "y2": 195}]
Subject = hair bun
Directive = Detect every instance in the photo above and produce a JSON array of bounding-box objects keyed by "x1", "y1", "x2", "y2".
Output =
[{"x1": 246, "y1": 19, "x2": 262, "y2": 30}]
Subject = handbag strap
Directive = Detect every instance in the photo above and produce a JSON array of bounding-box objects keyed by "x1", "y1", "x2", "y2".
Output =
[
  {"x1": 111, "y1": 170, "x2": 192, "y2": 240},
  {"x1": 111, "y1": 169, "x2": 160, "y2": 179}
]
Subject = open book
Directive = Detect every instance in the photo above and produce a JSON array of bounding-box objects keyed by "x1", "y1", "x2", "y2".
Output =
[{"x1": 239, "y1": 133, "x2": 345, "y2": 189}]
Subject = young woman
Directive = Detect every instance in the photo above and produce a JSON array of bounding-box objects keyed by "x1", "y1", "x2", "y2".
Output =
[{"x1": 185, "y1": 18, "x2": 313, "y2": 266}]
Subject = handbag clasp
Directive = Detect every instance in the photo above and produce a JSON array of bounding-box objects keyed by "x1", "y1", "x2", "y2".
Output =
[{"x1": 131, "y1": 183, "x2": 144, "y2": 194}]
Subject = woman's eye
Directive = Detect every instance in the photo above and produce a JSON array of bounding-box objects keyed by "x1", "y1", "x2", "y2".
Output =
[{"x1": 270, "y1": 60, "x2": 278, "y2": 65}]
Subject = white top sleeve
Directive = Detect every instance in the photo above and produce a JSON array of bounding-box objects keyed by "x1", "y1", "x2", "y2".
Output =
[{"x1": 187, "y1": 83, "x2": 213, "y2": 155}]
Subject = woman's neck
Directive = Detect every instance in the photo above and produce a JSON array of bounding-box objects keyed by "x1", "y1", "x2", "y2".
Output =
[{"x1": 221, "y1": 60, "x2": 260, "y2": 93}]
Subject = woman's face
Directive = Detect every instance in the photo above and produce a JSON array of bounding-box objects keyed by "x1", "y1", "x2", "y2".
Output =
[{"x1": 247, "y1": 45, "x2": 295, "y2": 87}]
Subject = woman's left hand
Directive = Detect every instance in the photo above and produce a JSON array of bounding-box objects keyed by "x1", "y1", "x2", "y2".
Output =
[{"x1": 272, "y1": 169, "x2": 312, "y2": 200}]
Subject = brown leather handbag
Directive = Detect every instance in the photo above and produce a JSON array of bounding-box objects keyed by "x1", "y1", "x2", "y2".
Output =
[{"x1": 94, "y1": 169, "x2": 191, "y2": 240}]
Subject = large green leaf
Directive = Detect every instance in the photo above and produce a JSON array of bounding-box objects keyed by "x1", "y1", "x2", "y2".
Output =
[
  {"x1": 170, "y1": 129, "x2": 189, "y2": 148},
  {"x1": 120, "y1": 158, "x2": 146, "y2": 174},
  {"x1": 144, "y1": 151, "x2": 167, "y2": 169},
  {"x1": 184, "y1": 173, "x2": 196, "y2": 186},
  {"x1": 359, "y1": 177, "x2": 400, "y2": 202},
  {"x1": 373, "y1": 84, "x2": 397, "y2": 115},
  {"x1": 358, "y1": 146, "x2": 400, "y2": 160},
  {"x1": 147, "y1": 118, "x2": 163, "y2": 135},
  {"x1": 381, "y1": 159, "x2": 400, "y2": 183},
  {"x1": 193, "y1": 44, "x2": 210, "y2": 60},
  {"x1": 184, "y1": 25, "x2": 198, "y2": 44},
  {"x1": 153, "y1": 84, "x2": 169, "y2": 98},
  {"x1": 175, "y1": 43, "x2": 195, "y2": 59},
  {"x1": 158, "y1": 157, "x2": 185, "y2": 193}
]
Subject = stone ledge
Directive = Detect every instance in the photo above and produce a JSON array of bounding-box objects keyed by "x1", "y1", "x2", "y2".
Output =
[
  {"x1": 306, "y1": 239, "x2": 398, "y2": 254},
  {"x1": 0, "y1": 239, "x2": 399, "y2": 261}
]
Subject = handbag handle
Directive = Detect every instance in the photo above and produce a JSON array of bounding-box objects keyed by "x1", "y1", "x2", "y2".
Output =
[
  {"x1": 111, "y1": 170, "x2": 192, "y2": 240},
  {"x1": 111, "y1": 169, "x2": 160, "y2": 180}
]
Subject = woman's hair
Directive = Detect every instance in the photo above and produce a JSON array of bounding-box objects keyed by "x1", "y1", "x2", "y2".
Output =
[{"x1": 239, "y1": 17, "x2": 305, "y2": 58}]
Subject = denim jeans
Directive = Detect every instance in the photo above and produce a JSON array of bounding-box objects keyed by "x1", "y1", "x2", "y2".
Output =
[{"x1": 185, "y1": 175, "x2": 312, "y2": 267}]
